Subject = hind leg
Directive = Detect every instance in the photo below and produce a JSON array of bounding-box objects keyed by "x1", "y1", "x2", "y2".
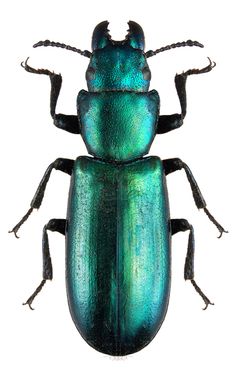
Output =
[{"x1": 23, "y1": 218, "x2": 66, "y2": 310}]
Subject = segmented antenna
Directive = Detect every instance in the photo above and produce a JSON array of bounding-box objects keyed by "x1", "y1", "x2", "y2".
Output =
[
  {"x1": 33, "y1": 40, "x2": 92, "y2": 58},
  {"x1": 145, "y1": 40, "x2": 204, "y2": 58}
]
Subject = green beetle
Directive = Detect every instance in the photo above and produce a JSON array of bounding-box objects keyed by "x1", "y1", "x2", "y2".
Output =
[{"x1": 10, "y1": 21, "x2": 226, "y2": 356}]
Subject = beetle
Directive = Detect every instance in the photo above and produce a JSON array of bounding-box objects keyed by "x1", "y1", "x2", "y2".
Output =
[{"x1": 10, "y1": 21, "x2": 227, "y2": 356}]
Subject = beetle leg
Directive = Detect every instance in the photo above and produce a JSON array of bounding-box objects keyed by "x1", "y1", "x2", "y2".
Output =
[
  {"x1": 163, "y1": 158, "x2": 228, "y2": 238},
  {"x1": 157, "y1": 58, "x2": 216, "y2": 134},
  {"x1": 157, "y1": 114, "x2": 183, "y2": 134},
  {"x1": 23, "y1": 218, "x2": 66, "y2": 310},
  {"x1": 175, "y1": 58, "x2": 216, "y2": 118},
  {"x1": 21, "y1": 58, "x2": 79, "y2": 134},
  {"x1": 171, "y1": 218, "x2": 214, "y2": 310},
  {"x1": 9, "y1": 158, "x2": 74, "y2": 237}
]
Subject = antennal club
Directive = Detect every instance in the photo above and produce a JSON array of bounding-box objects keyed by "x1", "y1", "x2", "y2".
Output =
[
  {"x1": 145, "y1": 40, "x2": 204, "y2": 58},
  {"x1": 33, "y1": 40, "x2": 92, "y2": 58}
]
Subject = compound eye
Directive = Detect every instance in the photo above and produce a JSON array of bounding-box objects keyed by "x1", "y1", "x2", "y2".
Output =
[
  {"x1": 142, "y1": 66, "x2": 151, "y2": 80},
  {"x1": 86, "y1": 66, "x2": 96, "y2": 81}
]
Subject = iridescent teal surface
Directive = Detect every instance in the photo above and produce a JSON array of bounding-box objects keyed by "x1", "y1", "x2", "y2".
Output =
[
  {"x1": 78, "y1": 90, "x2": 159, "y2": 161},
  {"x1": 86, "y1": 45, "x2": 151, "y2": 92},
  {"x1": 66, "y1": 21, "x2": 171, "y2": 356},
  {"x1": 66, "y1": 156, "x2": 170, "y2": 356}
]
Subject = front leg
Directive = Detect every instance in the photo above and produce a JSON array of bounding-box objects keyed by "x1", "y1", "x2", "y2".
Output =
[
  {"x1": 22, "y1": 58, "x2": 80, "y2": 134},
  {"x1": 163, "y1": 157, "x2": 227, "y2": 237},
  {"x1": 9, "y1": 158, "x2": 74, "y2": 237},
  {"x1": 157, "y1": 58, "x2": 216, "y2": 134}
]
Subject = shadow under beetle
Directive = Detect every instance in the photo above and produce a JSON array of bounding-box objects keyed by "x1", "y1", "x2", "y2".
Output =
[{"x1": 10, "y1": 21, "x2": 227, "y2": 356}]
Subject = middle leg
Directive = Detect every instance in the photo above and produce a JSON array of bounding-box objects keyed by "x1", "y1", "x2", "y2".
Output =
[{"x1": 163, "y1": 157, "x2": 227, "y2": 237}]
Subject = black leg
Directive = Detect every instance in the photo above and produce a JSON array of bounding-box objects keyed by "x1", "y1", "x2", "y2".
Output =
[
  {"x1": 163, "y1": 157, "x2": 227, "y2": 237},
  {"x1": 9, "y1": 158, "x2": 74, "y2": 237},
  {"x1": 171, "y1": 218, "x2": 214, "y2": 310},
  {"x1": 22, "y1": 58, "x2": 80, "y2": 134},
  {"x1": 23, "y1": 218, "x2": 66, "y2": 310},
  {"x1": 157, "y1": 58, "x2": 216, "y2": 134}
]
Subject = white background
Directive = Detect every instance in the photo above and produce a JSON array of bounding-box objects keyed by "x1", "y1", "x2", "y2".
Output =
[{"x1": 1, "y1": 0, "x2": 235, "y2": 373}]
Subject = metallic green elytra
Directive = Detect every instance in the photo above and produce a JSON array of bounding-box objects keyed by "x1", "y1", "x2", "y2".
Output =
[
  {"x1": 11, "y1": 18, "x2": 223, "y2": 358},
  {"x1": 66, "y1": 156, "x2": 170, "y2": 356}
]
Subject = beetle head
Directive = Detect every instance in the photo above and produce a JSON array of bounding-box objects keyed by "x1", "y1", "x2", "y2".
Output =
[
  {"x1": 86, "y1": 21, "x2": 151, "y2": 93},
  {"x1": 33, "y1": 22, "x2": 204, "y2": 93}
]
